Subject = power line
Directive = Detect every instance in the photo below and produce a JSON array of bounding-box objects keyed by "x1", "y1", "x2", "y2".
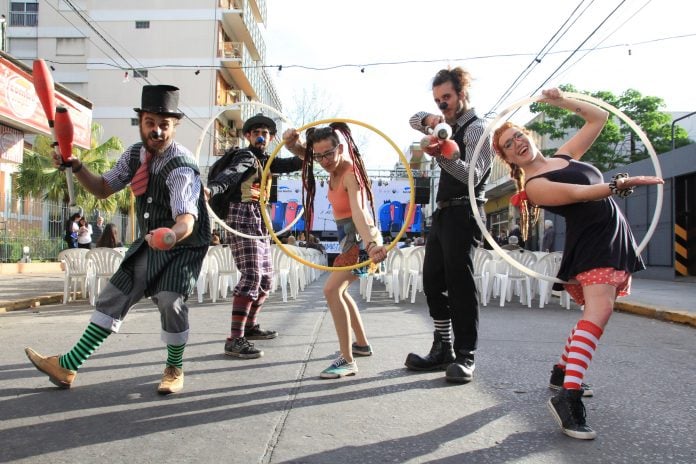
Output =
[{"x1": 486, "y1": 0, "x2": 593, "y2": 117}]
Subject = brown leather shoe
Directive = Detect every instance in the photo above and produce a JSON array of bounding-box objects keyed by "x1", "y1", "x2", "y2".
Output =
[
  {"x1": 157, "y1": 366, "x2": 184, "y2": 394},
  {"x1": 25, "y1": 347, "x2": 76, "y2": 388}
]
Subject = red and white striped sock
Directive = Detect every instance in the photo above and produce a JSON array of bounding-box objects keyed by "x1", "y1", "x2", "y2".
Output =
[
  {"x1": 230, "y1": 295, "x2": 253, "y2": 339},
  {"x1": 557, "y1": 324, "x2": 577, "y2": 369},
  {"x1": 563, "y1": 319, "x2": 603, "y2": 390}
]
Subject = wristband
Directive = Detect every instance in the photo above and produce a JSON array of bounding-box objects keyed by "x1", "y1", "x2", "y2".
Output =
[
  {"x1": 72, "y1": 161, "x2": 83, "y2": 174},
  {"x1": 608, "y1": 172, "x2": 633, "y2": 198}
]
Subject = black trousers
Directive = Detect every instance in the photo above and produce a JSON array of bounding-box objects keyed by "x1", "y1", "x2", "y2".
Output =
[{"x1": 422, "y1": 204, "x2": 483, "y2": 352}]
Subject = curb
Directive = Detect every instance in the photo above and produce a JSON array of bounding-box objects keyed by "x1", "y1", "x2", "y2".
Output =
[
  {"x1": 0, "y1": 293, "x2": 65, "y2": 313},
  {"x1": 614, "y1": 301, "x2": 696, "y2": 328}
]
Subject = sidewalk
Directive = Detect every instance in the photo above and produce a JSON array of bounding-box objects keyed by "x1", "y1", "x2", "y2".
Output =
[{"x1": 1, "y1": 271, "x2": 694, "y2": 328}]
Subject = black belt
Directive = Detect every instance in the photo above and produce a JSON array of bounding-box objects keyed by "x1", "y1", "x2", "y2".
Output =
[{"x1": 437, "y1": 198, "x2": 469, "y2": 209}]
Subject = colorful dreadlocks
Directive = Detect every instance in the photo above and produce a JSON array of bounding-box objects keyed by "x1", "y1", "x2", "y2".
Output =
[{"x1": 301, "y1": 122, "x2": 376, "y2": 238}]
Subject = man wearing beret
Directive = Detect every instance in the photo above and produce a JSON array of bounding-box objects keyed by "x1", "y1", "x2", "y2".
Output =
[
  {"x1": 207, "y1": 113, "x2": 302, "y2": 359},
  {"x1": 26, "y1": 85, "x2": 210, "y2": 394}
]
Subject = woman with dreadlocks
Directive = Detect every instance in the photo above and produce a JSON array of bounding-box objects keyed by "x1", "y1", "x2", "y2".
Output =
[
  {"x1": 283, "y1": 123, "x2": 387, "y2": 379},
  {"x1": 493, "y1": 88, "x2": 663, "y2": 440}
]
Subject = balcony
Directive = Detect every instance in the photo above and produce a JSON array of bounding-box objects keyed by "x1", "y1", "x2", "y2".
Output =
[{"x1": 219, "y1": 0, "x2": 266, "y2": 62}]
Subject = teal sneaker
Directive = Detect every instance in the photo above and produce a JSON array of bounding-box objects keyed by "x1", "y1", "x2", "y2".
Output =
[
  {"x1": 320, "y1": 356, "x2": 358, "y2": 379},
  {"x1": 351, "y1": 342, "x2": 373, "y2": 357}
]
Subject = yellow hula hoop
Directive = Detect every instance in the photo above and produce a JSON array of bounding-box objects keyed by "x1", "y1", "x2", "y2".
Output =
[
  {"x1": 260, "y1": 118, "x2": 416, "y2": 272},
  {"x1": 468, "y1": 92, "x2": 664, "y2": 285}
]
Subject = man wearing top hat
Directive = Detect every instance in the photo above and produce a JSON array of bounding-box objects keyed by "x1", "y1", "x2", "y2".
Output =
[
  {"x1": 207, "y1": 113, "x2": 302, "y2": 359},
  {"x1": 25, "y1": 84, "x2": 210, "y2": 394}
]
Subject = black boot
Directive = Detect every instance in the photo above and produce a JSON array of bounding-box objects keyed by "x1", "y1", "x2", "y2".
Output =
[
  {"x1": 445, "y1": 350, "x2": 475, "y2": 383},
  {"x1": 404, "y1": 331, "x2": 455, "y2": 371}
]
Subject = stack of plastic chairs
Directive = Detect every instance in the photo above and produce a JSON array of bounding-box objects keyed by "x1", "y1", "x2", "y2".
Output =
[{"x1": 58, "y1": 248, "x2": 90, "y2": 304}]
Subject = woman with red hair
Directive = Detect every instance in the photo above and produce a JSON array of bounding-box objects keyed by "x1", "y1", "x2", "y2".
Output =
[{"x1": 493, "y1": 88, "x2": 663, "y2": 440}]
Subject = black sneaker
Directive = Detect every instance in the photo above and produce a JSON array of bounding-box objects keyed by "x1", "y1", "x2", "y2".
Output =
[
  {"x1": 445, "y1": 352, "x2": 475, "y2": 384},
  {"x1": 245, "y1": 325, "x2": 278, "y2": 340},
  {"x1": 548, "y1": 388, "x2": 597, "y2": 440},
  {"x1": 549, "y1": 365, "x2": 594, "y2": 397},
  {"x1": 224, "y1": 337, "x2": 263, "y2": 359}
]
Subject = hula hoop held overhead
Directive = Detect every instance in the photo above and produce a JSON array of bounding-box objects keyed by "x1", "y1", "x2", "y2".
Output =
[
  {"x1": 259, "y1": 118, "x2": 416, "y2": 272},
  {"x1": 468, "y1": 92, "x2": 664, "y2": 285},
  {"x1": 194, "y1": 101, "x2": 304, "y2": 239}
]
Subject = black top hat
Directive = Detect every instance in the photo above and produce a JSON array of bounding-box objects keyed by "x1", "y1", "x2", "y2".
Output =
[
  {"x1": 242, "y1": 113, "x2": 277, "y2": 135},
  {"x1": 134, "y1": 85, "x2": 184, "y2": 119}
]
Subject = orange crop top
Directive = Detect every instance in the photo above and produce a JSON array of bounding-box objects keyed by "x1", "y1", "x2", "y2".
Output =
[{"x1": 327, "y1": 169, "x2": 365, "y2": 220}]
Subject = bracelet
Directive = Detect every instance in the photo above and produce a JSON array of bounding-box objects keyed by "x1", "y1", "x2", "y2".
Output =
[
  {"x1": 608, "y1": 173, "x2": 633, "y2": 198},
  {"x1": 366, "y1": 241, "x2": 377, "y2": 252},
  {"x1": 72, "y1": 161, "x2": 83, "y2": 174}
]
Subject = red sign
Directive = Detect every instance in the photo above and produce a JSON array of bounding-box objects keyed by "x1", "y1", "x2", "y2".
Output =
[{"x1": 0, "y1": 57, "x2": 92, "y2": 149}]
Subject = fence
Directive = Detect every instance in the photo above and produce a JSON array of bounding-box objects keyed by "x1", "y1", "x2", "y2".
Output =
[{"x1": 0, "y1": 193, "x2": 129, "y2": 263}]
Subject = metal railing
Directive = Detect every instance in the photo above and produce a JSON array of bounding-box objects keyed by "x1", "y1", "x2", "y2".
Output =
[{"x1": 0, "y1": 193, "x2": 129, "y2": 263}]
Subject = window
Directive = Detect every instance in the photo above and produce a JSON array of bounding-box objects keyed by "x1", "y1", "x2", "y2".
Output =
[
  {"x1": 133, "y1": 69, "x2": 148, "y2": 78},
  {"x1": 10, "y1": 2, "x2": 38, "y2": 27},
  {"x1": 135, "y1": 21, "x2": 150, "y2": 29},
  {"x1": 131, "y1": 118, "x2": 139, "y2": 126}
]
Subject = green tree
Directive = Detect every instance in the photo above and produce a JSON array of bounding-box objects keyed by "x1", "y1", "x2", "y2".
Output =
[
  {"x1": 526, "y1": 84, "x2": 692, "y2": 172},
  {"x1": 16, "y1": 122, "x2": 129, "y2": 214}
]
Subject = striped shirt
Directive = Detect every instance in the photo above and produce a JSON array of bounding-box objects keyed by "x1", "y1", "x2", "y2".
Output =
[
  {"x1": 409, "y1": 108, "x2": 492, "y2": 189},
  {"x1": 103, "y1": 141, "x2": 201, "y2": 220}
]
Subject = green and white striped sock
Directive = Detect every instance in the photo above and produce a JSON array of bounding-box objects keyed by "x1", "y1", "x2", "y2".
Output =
[
  {"x1": 59, "y1": 323, "x2": 110, "y2": 371},
  {"x1": 166, "y1": 343, "x2": 186, "y2": 368}
]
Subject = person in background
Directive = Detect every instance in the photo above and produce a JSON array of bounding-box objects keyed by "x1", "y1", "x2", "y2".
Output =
[
  {"x1": 405, "y1": 66, "x2": 493, "y2": 384},
  {"x1": 542, "y1": 219, "x2": 556, "y2": 252},
  {"x1": 25, "y1": 85, "x2": 210, "y2": 395},
  {"x1": 77, "y1": 217, "x2": 93, "y2": 249},
  {"x1": 64, "y1": 212, "x2": 81, "y2": 249},
  {"x1": 501, "y1": 235, "x2": 521, "y2": 250},
  {"x1": 508, "y1": 223, "x2": 525, "y2": 249},
  {"x1": 210, "y1": 230, "x2": 221, "y2": 246},
  {"x1": 283, "y1": 122, "x2": 387, "y2": 379},
  {"x1": 493, "y1": 87, "x2": 663, "y2": 440},
  {"x1": 206, "y1": 113, "x2": 303, "y2": 360},
  {"x1": 95, "y1": 223, "x2": 123, "y2": 248},
  {"x1": 91, "y1": 216, "x2": 105, "y2": 245}
]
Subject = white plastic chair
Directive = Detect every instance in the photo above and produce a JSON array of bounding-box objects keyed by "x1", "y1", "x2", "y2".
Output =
[
  {"x1": 195, "y1": 252, "x2": 212, "y2": 303},
  {"x1": 85, "y1": 248, "x2": 124, "y2": 306},
  {"x1": 58, "y1": 248, "x2": 89, "y2": 304},
  {"x1": 403, "y1": 246, "x2": 425, "y2": 303},
  {"x1": 207, "y1": 245, "x2": 240, "y2": 302},
  {"x1": 504, "y1": 250, "x2": 538, "y2": 307},
  {"x1": 535, "y1": 251, "x2": 562, "y2": 308},
  {"x1": 473, "y1": 248, "x2": 493, "y2": 306}
]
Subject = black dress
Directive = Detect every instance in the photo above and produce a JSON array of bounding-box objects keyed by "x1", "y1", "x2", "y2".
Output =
[{"x1": 526, "y1": 155, "x2": 645, "y2": 290}]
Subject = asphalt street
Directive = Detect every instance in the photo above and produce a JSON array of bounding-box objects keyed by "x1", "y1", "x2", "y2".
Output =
[{"x1": 0, "y1": 272, "x2": 694, "y2": 464}]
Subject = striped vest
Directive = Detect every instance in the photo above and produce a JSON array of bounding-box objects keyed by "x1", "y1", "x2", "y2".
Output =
[{"x1": 110, "y1": 143, "x2": 210, "y2": 297}]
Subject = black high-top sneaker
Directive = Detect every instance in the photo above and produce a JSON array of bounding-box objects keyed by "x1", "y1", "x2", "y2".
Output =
[
  {"x1": 548, "y1": 388, "x2": 597, "y2": 440},
  {"x1": 404, "y1": 331, "x2": 456, "y2": 371}
]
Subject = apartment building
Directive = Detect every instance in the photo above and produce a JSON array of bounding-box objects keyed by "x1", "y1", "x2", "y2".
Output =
[{"x1": 2, "y1": 0, "x2": 282, "y2": 172}]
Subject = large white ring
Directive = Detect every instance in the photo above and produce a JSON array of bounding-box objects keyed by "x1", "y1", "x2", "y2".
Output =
[
  {"x1": 469, "y1": 92, "x2": 664, "y2": 284},
  {"x1": 194, "y1": 101, "x2": 304, "y2": 239}
]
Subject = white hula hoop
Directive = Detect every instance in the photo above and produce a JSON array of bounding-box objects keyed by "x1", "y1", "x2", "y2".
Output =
[
  {"x1": 194, "y1": 101, "x2": 305, "y2": 240},
  {"x1": 469, "y1": 92, "x2": 663, "y2": 284}
]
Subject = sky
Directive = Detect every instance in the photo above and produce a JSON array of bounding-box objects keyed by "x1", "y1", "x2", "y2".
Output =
[{"x1": 263, "y1": 0, "x2": 696, "y2": 170}]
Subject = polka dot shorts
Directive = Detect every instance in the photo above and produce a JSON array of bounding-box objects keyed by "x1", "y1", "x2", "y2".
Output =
[{"x1": 564, "y1": 267, "x2": 631, "y2": 306}]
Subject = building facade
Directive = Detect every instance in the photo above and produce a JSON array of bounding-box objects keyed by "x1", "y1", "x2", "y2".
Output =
[{"x1": 2, "y1": 0, "x2": 281, "y2": 174}]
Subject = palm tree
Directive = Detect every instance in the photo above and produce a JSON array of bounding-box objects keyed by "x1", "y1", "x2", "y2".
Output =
[{"x1": 16, "y1": 122, "x2": 128, "y2": 214}]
